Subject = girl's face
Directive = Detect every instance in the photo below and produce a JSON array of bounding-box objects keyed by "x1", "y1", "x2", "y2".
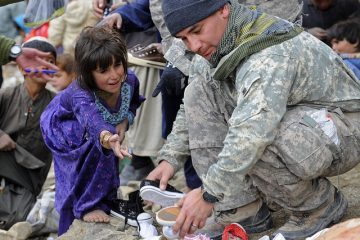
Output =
[
  {"x1": 331, "y1": 38, "x2": 359, "y2": 54},
  {"x1": 51, "y1": 70, "x2": 74, "y2": 91},
  {"x1": 92, "y1": 62, "x2": 126, "y2": 94}
]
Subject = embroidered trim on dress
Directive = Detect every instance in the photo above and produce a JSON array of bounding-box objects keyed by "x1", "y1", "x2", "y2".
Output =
[{"x1": 94, "y1": 82, "x2": 132, "y2": 126}]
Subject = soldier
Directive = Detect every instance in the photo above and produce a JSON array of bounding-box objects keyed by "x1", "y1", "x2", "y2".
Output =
[{"x1": 147, "y1": 0, "x2": 360, "y2": 239}]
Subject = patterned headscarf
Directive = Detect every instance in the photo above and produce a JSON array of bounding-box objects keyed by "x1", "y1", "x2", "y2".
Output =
[{"x1": 210, "y1": 0, "x2": 303, "y2": 81}]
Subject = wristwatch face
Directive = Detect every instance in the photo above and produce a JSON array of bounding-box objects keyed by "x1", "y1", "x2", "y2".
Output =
[{"x1": 10, "y1": 45, "x2": 22, "y2": 59}]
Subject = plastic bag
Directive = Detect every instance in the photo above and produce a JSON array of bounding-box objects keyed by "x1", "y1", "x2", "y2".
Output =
[
  {"x1": 24, "y1": 0, "x2": 68, "y2": 27},
  {"x1": 309, "y1": 109, "x2": 340, "y2": 145}
]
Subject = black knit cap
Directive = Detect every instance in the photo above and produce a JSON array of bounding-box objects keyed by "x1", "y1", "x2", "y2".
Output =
[{"x1": 162, "y1": 0, "x2": 229, "y2": 36}]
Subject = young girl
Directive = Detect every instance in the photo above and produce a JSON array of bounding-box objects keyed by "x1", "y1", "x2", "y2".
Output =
[
  {"x1": 40, "y1": 25, "x2": 144, "y2": 235},
  {"x1": 327, "y1": 19, "x2": 360, "y2": 80}
]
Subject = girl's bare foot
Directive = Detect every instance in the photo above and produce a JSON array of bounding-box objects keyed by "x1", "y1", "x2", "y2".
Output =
[{"x1": 83, "y1": 210, "x2": 110, "y2": 223}]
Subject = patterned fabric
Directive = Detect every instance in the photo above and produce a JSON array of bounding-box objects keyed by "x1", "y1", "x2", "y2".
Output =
[
  {"x1": 40, "y1": 70, "x2": 143, "y2": 234},
  {"x1": 94, "y1": 82, "x2": 134, "y2": 126},
  {"x1": 210, "y1": 0, "x2": 302, "y2": 80}
]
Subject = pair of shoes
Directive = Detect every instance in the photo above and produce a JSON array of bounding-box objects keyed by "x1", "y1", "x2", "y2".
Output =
[
  {"x1": 216, "y1": 200, "x2": 273, "y2": 234},
  {"x1": 140, "y1": 179, "x2": 185, "y2": 207},
  {"x1": 128, "y1": 43, "x2": 166, "y2": 70},
  {"x1": 120, "y1": 163, "x2": 155, "y2": 186},
  {"x1": 272, "y1": 189, "x2": 348, "y2": 239},
  {"x1": 109, "y1": 190, "x2": 146, "y2": 227}
]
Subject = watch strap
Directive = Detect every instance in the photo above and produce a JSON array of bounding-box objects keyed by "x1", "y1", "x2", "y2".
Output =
[
  {"x1": 201, "y1": 186, "x2": 219, "y2": 203},
  {"x1": 9, "y1": 44, "x2": 22, "y2": 61}
]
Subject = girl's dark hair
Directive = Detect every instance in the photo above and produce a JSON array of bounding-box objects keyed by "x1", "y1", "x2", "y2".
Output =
[
  {"x1": 23, "y1": 40, "x2": 57, "y2": 60},
  {"x1": 75, "y1": 26, "x2": 128, "y2": 90},
  {"x1": 327, "y1": 19, "x2": 360, "y2": 51}
]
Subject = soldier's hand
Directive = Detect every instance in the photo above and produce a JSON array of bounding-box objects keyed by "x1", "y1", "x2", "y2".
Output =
[
  {"x1": 152, "y1": 62, "x2": 188, "y2": 97},
  {"x1": 17, "y1": 48, "x2": 59, "y2": 81},
  {"x1": 0, "y1": 133, "x2": 16, "y2": 151},
  {"x1": 146, "y1": 160, "x2": 175, "y2": 191},
  {"x1": 174, "y1": 188, "x2": 213, "y2": 238}
]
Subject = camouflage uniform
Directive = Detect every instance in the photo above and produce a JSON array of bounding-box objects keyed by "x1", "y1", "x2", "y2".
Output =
[{"x1": 157, "y1": 31, "x2": 360, "y2": 212}]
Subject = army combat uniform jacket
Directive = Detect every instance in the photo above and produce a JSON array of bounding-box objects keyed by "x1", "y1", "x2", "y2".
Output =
[{"x1": 157, "y1": 31, "x2": 360, "y2": 211}]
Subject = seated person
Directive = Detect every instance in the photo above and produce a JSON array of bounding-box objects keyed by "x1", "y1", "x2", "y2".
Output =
[
  {"x1": 328, "y1": 19, "x2": 360, "y2": 80},
  {"x1": 0, "y1": 36, "x2": 56, "y2": 230}
]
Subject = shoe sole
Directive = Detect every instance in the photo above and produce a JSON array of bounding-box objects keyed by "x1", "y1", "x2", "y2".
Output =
[
  {"x1": 140, "y1": 186, "x2": 185, "y2": 207},
  {"x1": 273, "y1": 190, "x2": 348, "y2": 239},
  {"x1": 128, "y1": 53, "x2": 166, "y2": 70},
  {"x1": 156, "y1": 206, "x2": 180, "y2": 226}
]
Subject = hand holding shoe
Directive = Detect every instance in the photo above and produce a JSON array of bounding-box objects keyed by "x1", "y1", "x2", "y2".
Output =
[{"x1": 173, "y1": 188, "x2": 214, "y2": 238}]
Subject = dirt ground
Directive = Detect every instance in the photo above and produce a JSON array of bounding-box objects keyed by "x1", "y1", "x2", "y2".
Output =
[{"x1": 249, "y1": 163, "x2": 360, "y2": 239}]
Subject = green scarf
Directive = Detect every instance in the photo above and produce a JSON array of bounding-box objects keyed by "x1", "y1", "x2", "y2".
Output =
[{"x1": 210, "y1": 0, "x2": 303, "y2": 81}]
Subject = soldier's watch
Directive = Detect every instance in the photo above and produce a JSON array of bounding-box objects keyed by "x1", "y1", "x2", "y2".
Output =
[
  {"x1": 9, "y1": 44, "x2": 22, "y2": 61},
  {"x1": 201, "y1": 186, "x2": 219, "y2": 204}
]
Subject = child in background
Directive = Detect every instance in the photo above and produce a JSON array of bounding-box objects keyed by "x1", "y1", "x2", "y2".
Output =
[
  {"x1": 48, "y1": 0, "x2": 99, "y2": 55},
  {"x1": 50, "y1": 53, "x2": 76, "y2": 91},
  {"x1": 328, "y1": 19, "x2": 360, "y2": 80},
  {"x1": 40, "y1": 26, "x2": 144, "y2": 235},
  {"x1": 0, "y1": 37, "x2": 56, "y2": 230}
]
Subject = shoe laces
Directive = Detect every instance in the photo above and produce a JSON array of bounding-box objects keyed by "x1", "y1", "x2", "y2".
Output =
[{"x1": 117, "y1": 190, "x2": 144, "y2": 230}]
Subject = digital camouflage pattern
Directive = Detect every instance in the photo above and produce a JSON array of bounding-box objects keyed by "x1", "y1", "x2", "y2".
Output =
[{"x1": 157, "y1": 31, "x2": 360, "y2": 211}]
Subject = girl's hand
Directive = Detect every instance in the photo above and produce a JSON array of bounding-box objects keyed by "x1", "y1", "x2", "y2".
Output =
[{"x1": 108, "y1": 134, "x2": 131, "y2": 159}]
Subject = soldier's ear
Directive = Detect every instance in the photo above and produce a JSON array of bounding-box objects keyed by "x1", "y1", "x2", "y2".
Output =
[{"x1": 219, "y1": 4, "x2": 230, "y2": 19}]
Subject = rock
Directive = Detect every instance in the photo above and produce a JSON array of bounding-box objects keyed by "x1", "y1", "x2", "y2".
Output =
[
  {"x1": 0, "y1": 222, "x2": 33, "y2": 240},
  {"x1": 57, "y1": 218, "x2": 140, "y2": 240}
]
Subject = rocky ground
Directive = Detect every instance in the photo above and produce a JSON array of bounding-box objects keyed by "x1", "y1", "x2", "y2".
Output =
[{"x1": 57, "y1": 164, "x2": 360, "y2": 240}]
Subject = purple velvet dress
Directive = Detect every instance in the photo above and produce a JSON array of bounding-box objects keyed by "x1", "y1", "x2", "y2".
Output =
[{"x1": 40, "y1": 70, "x2": 144, "y2": 235}]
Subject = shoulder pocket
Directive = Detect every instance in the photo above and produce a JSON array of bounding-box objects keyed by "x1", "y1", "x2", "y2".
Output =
[{"x1": 237, "y1": 72, "x2": 261, "y2": 99}]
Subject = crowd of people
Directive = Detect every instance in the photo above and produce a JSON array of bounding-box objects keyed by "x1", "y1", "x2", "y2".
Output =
[{"x1": 0, "y1": 0, "x2": 360, "y2": 239}]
